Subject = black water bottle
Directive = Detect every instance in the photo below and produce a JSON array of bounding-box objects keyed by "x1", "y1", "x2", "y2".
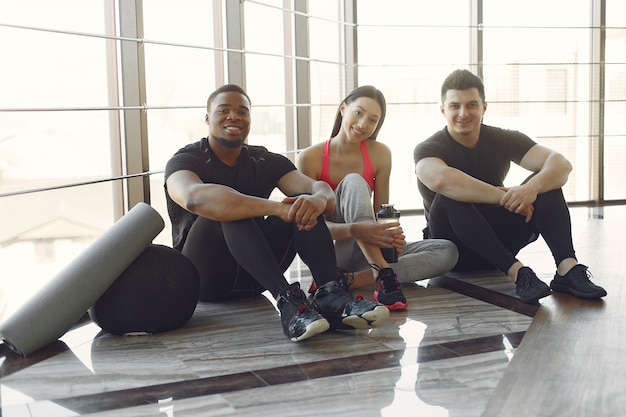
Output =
[{"x1": 377, "y1": 203, "x2": 400, "y2": 263}]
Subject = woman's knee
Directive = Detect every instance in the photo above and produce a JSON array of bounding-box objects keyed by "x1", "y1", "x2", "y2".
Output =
[
  {"x1": 334, "y1": 174, "x2": 374, "y2": 222},
  {"x1": 337, "y1": 173, "x2": 370, "y2": 194}
]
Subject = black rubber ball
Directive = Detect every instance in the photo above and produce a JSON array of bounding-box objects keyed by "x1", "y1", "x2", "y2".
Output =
[{"x1": 89, "y1": 244, "x2": 200, "y2": 335}]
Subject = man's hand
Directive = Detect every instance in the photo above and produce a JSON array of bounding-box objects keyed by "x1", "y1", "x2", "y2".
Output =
[
  {"x1": 499, "y1": 185, "x2": 536, "y2": 223},
  {"x1": 282, "y1": 194, "x2": 327, "y2": 231}
]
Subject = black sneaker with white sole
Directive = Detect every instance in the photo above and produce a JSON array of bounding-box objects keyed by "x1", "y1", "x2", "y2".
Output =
[
  {"x1": 312, "y1": 272, "x2": 389, "y2": 330},
  {"x1": 277, "y1": 282, "x2": 330, "y2": 342}
]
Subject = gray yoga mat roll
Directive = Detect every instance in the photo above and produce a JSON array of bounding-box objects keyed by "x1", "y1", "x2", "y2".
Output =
[{"x1": 0, "y1": 202, "x2": 164, "y2": 356}]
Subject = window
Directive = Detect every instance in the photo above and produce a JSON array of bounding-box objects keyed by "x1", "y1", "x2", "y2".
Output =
[
  {"x1": 604, "y1": 0, "x2": 626, "y2": 200},
  {"x1": 482, "y1": 0, "x2": 594, "y2": 199},
  {"x1": 0, "y1": 0, "x2": 119, "y2": 317},
  {"x1": 356, "y1": 0, "x2": 471, "y2": 211}
]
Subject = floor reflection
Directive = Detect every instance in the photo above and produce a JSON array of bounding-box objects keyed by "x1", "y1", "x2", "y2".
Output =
[
  {"x1": 381, "y1": 318, "x2": 450, "y2": 417},
  {"x1": 0, "y1": 259, "x2": 534, "y2": 416}
]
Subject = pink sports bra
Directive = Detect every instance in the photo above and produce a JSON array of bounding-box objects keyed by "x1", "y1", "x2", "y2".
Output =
[{"x1": 320, "y1": 138, "x2": 375, "y2": 191}]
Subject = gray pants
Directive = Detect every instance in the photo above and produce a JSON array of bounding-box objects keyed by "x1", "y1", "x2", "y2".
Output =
[{"x1": 328, "y1": 173, "x2": 458, "y2": 283}]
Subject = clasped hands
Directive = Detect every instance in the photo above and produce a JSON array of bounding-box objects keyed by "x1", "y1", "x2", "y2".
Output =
[
  {"x1": 498, "y1": 185, "x2": 537, "y2": 223},
  {"x1": 281, "y1": 194, "x2": 328, "y2": 231}
]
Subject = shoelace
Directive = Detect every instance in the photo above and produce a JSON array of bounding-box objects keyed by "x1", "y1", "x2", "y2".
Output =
[
  {"x1": 567, "y1": 265, "x2": 598, "y2": 287},
  {"x1": 570, "y1": 265, "x2": 591, "y2": 280},
  {"x1": 337, "y1": 269, "x2": 355, "y2": 288},
  {"x1": 284, "y1": 285, "x2": 312, "y2": 310},
  {"x1": 310, "y1": 269, "x2": 355, "y2": 294},
  {"x1": 335, "y1": 273, "x2": 366, "y2": 302},
  {"x1": 370, "y1": 263, "x2": 400, "y2": 293},
  {"x1": 378, "y1": 274, "x2": 400, "y2": 293}
]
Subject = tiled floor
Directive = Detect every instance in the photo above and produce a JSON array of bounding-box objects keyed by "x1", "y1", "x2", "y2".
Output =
[{"x1": 0, "y1": 206, "x2": 621, "y2": 417}]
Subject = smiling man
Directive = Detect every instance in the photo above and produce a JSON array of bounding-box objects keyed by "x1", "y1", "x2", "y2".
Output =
[
  {"x1": 164, "y1": 84, "x2": 389, "y2": 342},
  {"x1": 413, "y1": 69, "x2": 606, "y2": 304}
]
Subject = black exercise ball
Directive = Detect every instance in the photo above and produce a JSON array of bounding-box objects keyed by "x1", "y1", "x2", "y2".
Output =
[{"x1": 89, "y1": 244, "x2": 200, "y2": 335}]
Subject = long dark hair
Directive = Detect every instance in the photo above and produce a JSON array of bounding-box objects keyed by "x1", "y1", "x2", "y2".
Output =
[{"x1": 331, "y1": 85, "x2": 386, "y2": 140}]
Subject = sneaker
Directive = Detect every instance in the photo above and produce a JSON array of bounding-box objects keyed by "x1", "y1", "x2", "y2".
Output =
[
  {"x1": 372, "y1": 266, "x2": 407, "y2": 310},
  {"x1": 515, "y1": 267, "x2": 552, "y2": 303},
  {"x1": 312, "y1": 272, "x2": 389, "y2": 330},
  {"x1": 550, "y1": 264, "x2": 607, "y2": 299},
  {"x1": 308, "y1": 269, "x2": 354, "y2": 294},
  {"x1": 277, "y1": 282, "x2": 330, "y2": 342}
]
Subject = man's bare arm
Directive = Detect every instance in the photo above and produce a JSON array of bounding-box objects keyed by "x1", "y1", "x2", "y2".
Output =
[
  {"x1": 416, "y1": 157, "x2": 506, "y2": 204},
  {"x1": 166, "y1": 170, "x2": 290, "y2": 222}
]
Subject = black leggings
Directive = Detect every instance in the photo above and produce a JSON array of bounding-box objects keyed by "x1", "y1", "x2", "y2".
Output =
[
  {"x1": 428, "y1": 188, "x2": 576, "y2": 273},
  {"x1": 182, "y1": 215, "x2": 337, "y2": 301}
]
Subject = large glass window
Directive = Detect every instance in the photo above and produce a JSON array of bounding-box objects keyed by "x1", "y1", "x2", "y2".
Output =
[
  {"x1": 356, "y1": 0, "x2": 471, "y2": 211},
  {"x1": 142, "y1": 0, "x2": 216, "y2": 246},
  {"x1": 0, "y1": 0, "x2": 119, "y2": 318},
  {"x1": 604, "y1": 0, "x2": 626, "y2": 200},
  {"x1": 308, "y1": 1, "x2": 345, "y2": 148},
  {"x1": 0, "y1": 2, "x2": 114, "y2": 191},
  {"x1": 482, "y1": 0, "x2": 594, "y2": 201},
  {"x1": 243, "y1": 1, "x2": 289, "y2": 156},
  {"x1": 143, "y1": 3, "x2": 217, "y2": 168}
]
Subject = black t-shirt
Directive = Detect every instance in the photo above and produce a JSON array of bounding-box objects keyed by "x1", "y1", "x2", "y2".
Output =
[
  {"x1": 164, "y1": 137, "x2": 296, "y2": 250},
  {"x1": 413, "y1": 124, "x2": 536, "y2": 214}
]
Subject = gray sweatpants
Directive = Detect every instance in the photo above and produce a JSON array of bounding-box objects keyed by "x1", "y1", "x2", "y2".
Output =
[{"x1": 327, "y1": 173, "x2": 459, "y2": 284}]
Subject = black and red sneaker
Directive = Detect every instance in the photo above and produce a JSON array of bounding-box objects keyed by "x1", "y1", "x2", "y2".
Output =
[
  {"x1": 312, "y1": 271, "x2": 389, "y2": 330},
  {"x1": 277, "y1": 282, "x2": 329, "y2": 342},
  {"x1": 372, "y1": 266, "x2": 407, "y2": 310}
]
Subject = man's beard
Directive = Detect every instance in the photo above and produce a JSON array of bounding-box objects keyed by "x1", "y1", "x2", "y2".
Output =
[{"x1": 214, "y1": 136, "x2": 246, "y2": 149}]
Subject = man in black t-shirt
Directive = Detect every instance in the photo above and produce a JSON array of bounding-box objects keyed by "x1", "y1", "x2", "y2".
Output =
[
  {"x1": 165, "y1": 84, "x2": 389, "y2": 341},
  {"x1": 413, "y1": 69, "x2": 606, "y2": 303}
]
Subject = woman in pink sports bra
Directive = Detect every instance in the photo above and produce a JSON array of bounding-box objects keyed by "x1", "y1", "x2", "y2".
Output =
[{"x1": 297, "y1": 86, "x2": 458, "y2": 311}]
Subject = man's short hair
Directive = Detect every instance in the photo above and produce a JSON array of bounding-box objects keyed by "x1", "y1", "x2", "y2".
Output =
[
  {"x1": 441, "y1": 69, "x2": 486, "y2": 103},
  {"x1": 206, "y1": 84, "x2": 251, "y2": 112}
]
